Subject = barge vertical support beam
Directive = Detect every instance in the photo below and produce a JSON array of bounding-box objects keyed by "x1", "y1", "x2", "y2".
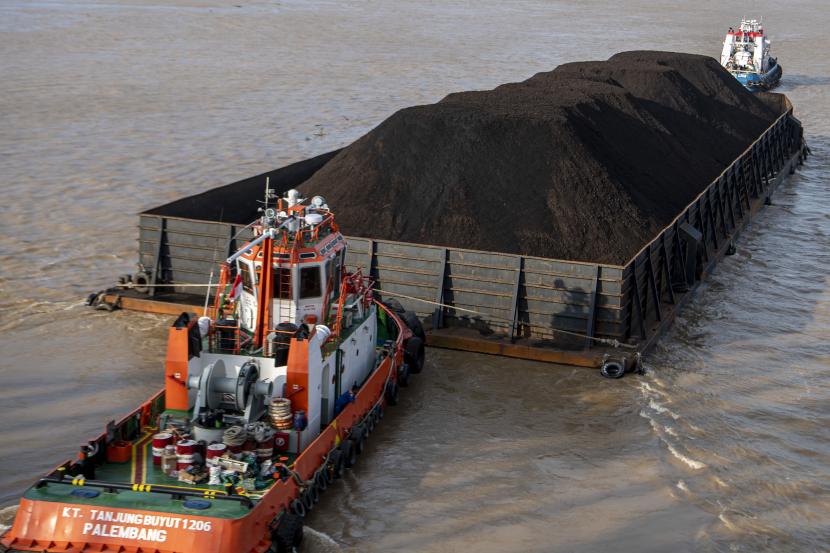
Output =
[
  {"x1": 767, "y1": 135, "x2": 777, "y2": 177},
  {"x1": 432, "y1": 248, "x2": 448, "y2": 331},
  {"x1": 368, "y1": 240, "x2": 378, "y2": 282},
  {"x1": 744, "y1": 157, "x2": 758, "y2": 199},
  {"x1": 149, "y1": 218, "x2": 166, "y2": 298},
  {"x1": 659, "y1": 235, "x2": 675, "y2": 304},
  {"x1": 695, "y1": 199, "x2": 710, "y2": 263},
  {"x1": 738, "y1": 162, "x2": 752, "y2": 214},
  {"x1": 646, "y1": 253, "x2": 661, "y2": 322},
  {"x1": 672, "y1": 222, "x2": 687, "y2": 289},
  {"x1": 774, "y1": 126, "x2": 784, "y2": 171},
  {"x1": 630, "y1": 271, "x2": 647, "y2": 339},
  {"x1": 751, "y1": 149, "x2": 764, "y2": 197},
  {"x1": 226, "y1": 225, "x2": 236, "y2": 260},
  {"x1": 731, "y1": 170, "x2": 745, "y2": 220},
  {"x1": 679, "y1": 222, "x2": 702, "y2": 286},
  {"x1": 716, "y1": 178, "x2": 731, "y2": 236},
  {"x1": 705, "y1": 195, "x2": 719, "y2": 250},
  {"x1": 778, "y1": 125, "x2": 787, "y2": 169},
  {"x1": 585, "y1": 265, "x2": 600, "y2": 349},
  {"x1": 508, "y1": 256, "x2": 523, "y2": 343}
]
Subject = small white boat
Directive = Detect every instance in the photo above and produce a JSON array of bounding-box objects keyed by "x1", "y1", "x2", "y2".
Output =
[{"x1": 720, "y1": 18, "x2": 782, "y2": 90}]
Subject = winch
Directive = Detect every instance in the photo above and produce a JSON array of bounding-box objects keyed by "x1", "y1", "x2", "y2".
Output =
[{"x1": 188, "y1": 359, "x2": 273, "y2": 425}]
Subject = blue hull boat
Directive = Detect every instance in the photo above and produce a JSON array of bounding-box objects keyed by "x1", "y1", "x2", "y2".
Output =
[
  {"x1": 720, "y1": 18, "x2": 782, "y2": 91},
  {"x1": 732, "y1": 57, "x2": 783, "y2": 91}
]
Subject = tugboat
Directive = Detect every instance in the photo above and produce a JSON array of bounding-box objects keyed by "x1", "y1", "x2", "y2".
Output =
[
  {"x1": 1, "y1": 189, "x2": 426, "y2": 553},
  {"x1": 720, "y1": 18, "x2": 782, "y2": 90}
]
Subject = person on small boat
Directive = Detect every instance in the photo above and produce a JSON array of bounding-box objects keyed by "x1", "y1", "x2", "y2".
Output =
[{"x1": 335, "y1": 384, "x2": 359, "y2": 415}]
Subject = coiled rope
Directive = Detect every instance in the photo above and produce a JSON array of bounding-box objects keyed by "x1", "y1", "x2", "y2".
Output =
[{"x1": 222, "y1": 425, "x2": 247, "y2": 447}]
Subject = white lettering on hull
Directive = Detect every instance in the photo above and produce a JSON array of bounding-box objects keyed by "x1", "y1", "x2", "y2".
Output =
[{"x1": 65, "y1": 508, "x2": 213, "y2": 543}]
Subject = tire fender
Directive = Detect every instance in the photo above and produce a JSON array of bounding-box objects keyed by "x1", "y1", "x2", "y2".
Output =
[{"x1": 404, "y1": 336, "x2": 425, "y2": 374}]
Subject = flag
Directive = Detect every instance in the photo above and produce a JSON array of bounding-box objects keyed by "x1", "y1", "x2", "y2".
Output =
[{"x1": 229, "y1": 274, "x2": 243, "y2": 301}]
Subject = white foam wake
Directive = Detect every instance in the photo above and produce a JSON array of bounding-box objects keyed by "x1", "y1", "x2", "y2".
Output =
[
  {"x1": 648, "y1": 399, "x2": 680, "y2": 420},
  {"x1": 0, "y1": 504, "x2": 19, "y2": 535},
  {"x1": 666, "y1": 443, "x2": 706, "y2": 470},
  {"x1": 302, "y1": 526, "x2": 342, "y2": 551}
]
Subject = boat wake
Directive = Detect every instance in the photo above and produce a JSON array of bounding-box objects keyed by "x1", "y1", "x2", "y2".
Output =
[
  {"x1": 0, "y1": 505, "x2": 18, "y2": 535},
  {"x1": 640, "y1": 382, "x2": 708, "y2": 471},
  {"x1": 302, "y1": 526, "x2": 344, "y2": 552}
]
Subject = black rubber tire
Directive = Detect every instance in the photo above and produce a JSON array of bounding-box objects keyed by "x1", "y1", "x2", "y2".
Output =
[
  {"x1": 351, "y1": 427, "x2": 365, "y2": 455},
  {"x1": 272, "y1": 513, "x2": 303, "y2": 553},
  {"x1": 290, "y1": 498, "x2": 306, "y2": 518},
  {"x1": 376, "y1": 405, "x2": 384, "y2": 420},
  {"x1": 385, "y1": 381, "x2": 399, "y2": 406},
  {"x1": 405, "y1": 336, "x2": 425, "y2": 374},
  {"x1": 301, "y1": 488, "x2": 314, "y2": 511},
  {"x1": 328, "y1": 448, "x2": 344, "y2": 479},
  {"x1": 309, "y1": 482, "x2": 320, "y2": 504},
  {"x1": 315, "y1": 469, "x2": 328, "y2": 491},
  {"x1": 400, "y1": 311, "x2": 426, "y2": 342},
  {"x1": 600, "y1": 360, "x2": 626, "y2": 379},
  {"x1": 397, "y1": 362, "x2": 410, "y2": 387},
  {"x1": 317, "y1": 465, "x2": 334, "y2": 486},
  {"x1": 341, "y1": 440, "x2": 357, "y2": 468},
  {"x1": 133, "y1": 271, "x2": 151, "y2": 294},
  {"x1": 383, "y1": 298, "x2": 406, "y2": 314},
  {"x1": 367, "y1": 411, "x2": 376, "y2": 433}
]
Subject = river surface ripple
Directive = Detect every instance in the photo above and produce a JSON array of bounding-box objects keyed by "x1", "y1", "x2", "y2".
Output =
[{"x1": 1, "y1": 1, "x2": 828, "y2": 551}]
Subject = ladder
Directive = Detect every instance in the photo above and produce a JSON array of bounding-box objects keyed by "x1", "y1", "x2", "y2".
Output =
[{"x1": 275, "y1": 266, "x2": 294, "y2": 324}]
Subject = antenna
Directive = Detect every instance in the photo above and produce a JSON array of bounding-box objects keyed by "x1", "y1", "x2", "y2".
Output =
[
  {"x1": 204, "y1": 207, "x2": 225, "y2": 316},
  {"x1": 264, "y1": 176, "x2": 271, "y2": 212}
]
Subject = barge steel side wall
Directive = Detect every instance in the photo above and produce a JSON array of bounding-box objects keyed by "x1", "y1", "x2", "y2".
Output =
[{"x1": 137, "y1": 105, "x2": 806, "y2": 350}]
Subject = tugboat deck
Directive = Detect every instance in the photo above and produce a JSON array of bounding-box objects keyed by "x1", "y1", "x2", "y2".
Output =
[{"x1": 24, "y1": 421, "x2": 299, "y2": 520}]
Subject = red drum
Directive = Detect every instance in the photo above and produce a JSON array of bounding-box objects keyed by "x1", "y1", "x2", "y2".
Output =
[
  {"x1": 175, "y1": 440, "x2": 198, "y2": 471},
  {"x1": 273, "y1": 432, "x2": 289, "y2": 452},
  {"x1": 242, "y1": 439, "x2": 257, "y2": 455},
  {"x1": 206, "y1": 443, "x2": 227, "y2": 466},
  {"x1": 256, "y1": 435, "x2": 275, "y2": 461},
  {"x1": 152, "y1": 433, "x2": 173, "y2": 466}
]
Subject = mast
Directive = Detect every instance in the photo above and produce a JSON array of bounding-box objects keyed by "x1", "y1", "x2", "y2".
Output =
[{"x1": 255, "y1": 229, "x2": 275, "y2": 348}]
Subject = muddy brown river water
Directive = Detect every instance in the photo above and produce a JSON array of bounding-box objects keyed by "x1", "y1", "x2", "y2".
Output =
[{"x1": 1, "y1": 1, "x2": 828, "y2": 552}]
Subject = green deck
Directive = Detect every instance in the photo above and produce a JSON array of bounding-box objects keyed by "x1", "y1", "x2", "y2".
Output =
[{"x1": 25, "y1": 423, "x2": 296, "y2": 519}]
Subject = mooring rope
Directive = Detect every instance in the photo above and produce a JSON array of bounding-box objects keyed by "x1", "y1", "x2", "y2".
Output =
[
  {"x1": 117, "y1": 283, "x2": 222, "y2": 288},
  {"x1": 109, "y1": 281, "x2": 633, "y2": 349}
]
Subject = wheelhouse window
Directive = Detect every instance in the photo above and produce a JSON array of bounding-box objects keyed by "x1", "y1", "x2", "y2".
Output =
[
  {"x1": 240, "y1": 262, "x2": 255, "y2": 293},
  {"x1": 327, "y1": 251, "x2": 343, "y2": 300},
  {"x1": 300, "y1": 266, "x2": 322, "y2": 298}
]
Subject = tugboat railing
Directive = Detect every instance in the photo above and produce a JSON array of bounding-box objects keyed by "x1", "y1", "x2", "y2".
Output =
[{"x1": 35, "y1": 476, "x2": 255, "y2": 509}]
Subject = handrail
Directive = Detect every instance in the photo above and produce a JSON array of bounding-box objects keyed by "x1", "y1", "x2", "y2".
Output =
[{"x1": 35, "y1": 477, "x2": 254, "y2": 508}]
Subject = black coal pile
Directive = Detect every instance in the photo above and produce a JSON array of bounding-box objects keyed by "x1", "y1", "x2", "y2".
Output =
[{"x1": 298, "y1": 51, "x2": 781, "y2": 264}]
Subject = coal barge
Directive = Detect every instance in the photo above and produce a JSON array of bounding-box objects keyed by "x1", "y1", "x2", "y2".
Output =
[
  {"x1": 93, "y1": 54, "x2": 808, "y2": 377},
  {"x1": 1, "y1": 191, "x2": 426, "y2": 553}
]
